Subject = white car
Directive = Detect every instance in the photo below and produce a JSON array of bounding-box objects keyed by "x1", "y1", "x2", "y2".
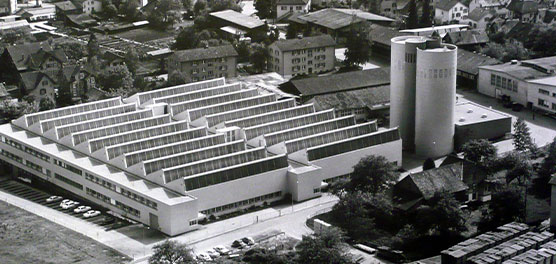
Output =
[
  {"x1": 206, "y1": 249, "x2": 220, "y2": 258},
  {"x1": 83, "y1": 210, "x2": 101, "y2": 218},
  {"x1": 61, "y1": 199, "x2": 71, "y2": 204},
  {"x1": 46, "y1": 196, "x2": 62, "y2": 203},
  {"x1": 60, "y1": 201, "x2": 79, "y2": 209},
  {"x1": 214, "y1": 245, "x2": 230, "y2": 255},
  {"x1": 73, "y1": 205, "x2": 91, "y2": 213},
  {"x1": 196, "y1": 253, "x2": 212, "y2": 261}
]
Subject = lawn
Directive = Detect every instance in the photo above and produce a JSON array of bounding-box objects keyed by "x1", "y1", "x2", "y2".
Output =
[
  {"x1": 0, "y1": 201, "x2": 131, "y2": 264},
  {"x1": 114, "y1": 28, "x2": 174, "y2": 43}
]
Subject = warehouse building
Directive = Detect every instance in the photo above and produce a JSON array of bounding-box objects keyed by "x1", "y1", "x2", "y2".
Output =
[{"x1": 0, "y1": 77, "x2": 402, "y2": 236}]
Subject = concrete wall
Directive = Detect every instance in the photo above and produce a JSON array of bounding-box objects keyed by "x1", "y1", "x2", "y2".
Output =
[
  {"x1": 478, "y1": 68, "x2": 529, "y2": 105},
  {"x1": 415, "y1": 44, "x2": 457, "y2": 158},
  {"x1": 287, "y1": 165, "x2": 322, "y2": 202},
  {"x1": 310, "y1": 139, "x2": 402, "y2": 181},
  {"x1": 454, "y1": 117, "x2": 512, "y2": 150},
  {"x1": 187, "y1": 167, "x2": 289, "y2": 212},
  {"x1": 528, "y1": 81, "x2": 556, "y2": 113}
]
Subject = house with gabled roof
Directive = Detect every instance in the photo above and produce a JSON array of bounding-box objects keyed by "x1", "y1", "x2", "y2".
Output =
[
  {"x1": 507, "y1": 0, "x2": 538, "y2": 23},
  {"x1": 435, "y1": 0, "x2": 469, "y2": 24},
  {"x1": 467, "y1": 7, "x2": 496, "y2": 30},
  {"x1": 276, "y1": 0, "x2": 310, "y2": 20}
]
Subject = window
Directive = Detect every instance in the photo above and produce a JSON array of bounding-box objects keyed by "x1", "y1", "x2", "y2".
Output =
[
  {"x1": 296, "y1": 6, "x2": 302, "y2": 10},
  {"x1": 539, "y1": 89, "x2": 550, "y2": 95},
  {"x1": 55, "y1": 173, "x2": 83, "y2": 190},
  {"x1": 53, "y1": 159, "x2": 82, "y2": 176},
  {"x1": 501, "y1": 77, "x2": 507, "y2": 89},
  {"x1": 538, "y1": 98, "x2": 549, "y2": 107},
  {"x1": 496, "y1": 75, "x2": 501, "y2": 87},
  {"x1": 42, "y1": 80, "x2": 48, "y2": 86},
  {"x1": 189, "y1": 220, "x2": 197, "y2": 226},
  {"x1": 552, "y1": 103, "x2": 556, "y2": 111},
  {"x1": 313, "y1": 188, "x2": 320, "y2": 193},
  {"x1": 491, "y1": 74, "x2": 496, "y2": 85},
  {"x1": 40, "y1": 89, "x2": 46, "y2": 95},
  {"x1": 281, "y1": 6, "x2": 287, "y2": 10}
]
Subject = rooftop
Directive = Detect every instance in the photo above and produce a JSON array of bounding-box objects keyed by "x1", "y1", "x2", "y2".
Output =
[
  {"x1": 468, "y1": 7, "x2": 495, "y2": 21},
  {"x1": 507, "y1": 0, "x2": 538, "y2": 14},
  {"x1": 172, "y1": 45, "x2": 238, "y2": 62},
  {"x1": 280, "y1": 68, "x2": 390, "y2": 96},
  {"x1": 276, "y1": 0, "x2": 308, "y2": 5},
  {"x1": 308, "y1": 85, "x2": 390, "y2": 111},
  {"x1": 479, "y1": 56, "x2": 556, "y2": 81},
  {"x1": 444, "y1": 30, "x2": 489, "y2": 46},
  {"x1": 436, "y1": 0, "x2": 465, "y2": 11},
  {"x1": 271, "y1": 34, "x2": 336, "y2": 52},
  {"x1": 455, "y1": 101, "x2": 511, "y2": 126},
  {"x1": 53, "y1": 1, "x2": 78, "y2": 11},
  {"x1": 456, "y1": 49, "x2": 500, "y2": 75},
  {"x1": 295, "y1": 8, "x2": 392, "y2": 30},
  {"x1": 369, "y1": 24, "x2": 409, "y2": 47},
  {"x1": 209, "y1": 9, "x2": 265, "y2": 29},
  {"x1": 527, "y1": 76, "x2": 556, "y2": 86},
  {"x1": 403, "y1": 163, "x2": 468, "y2": 200}
]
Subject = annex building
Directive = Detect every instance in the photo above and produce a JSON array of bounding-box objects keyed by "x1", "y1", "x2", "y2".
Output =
[{"x1": 0, "y1": 78, "x2": 402, "y2": 236}]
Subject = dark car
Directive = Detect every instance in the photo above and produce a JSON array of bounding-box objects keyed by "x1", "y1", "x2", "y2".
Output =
[
  {"x1": 231, "y1": 240, "x2": 246, "y2": 249},
  {"x1": 512, "y1": 103, "x2": 524, "y2": 112},
  {"x1": 377, "y1": 246, "x2": 406, "y2": 263}
]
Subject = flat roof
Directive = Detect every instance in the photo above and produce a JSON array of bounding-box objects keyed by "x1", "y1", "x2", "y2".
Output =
[
  {"x1": 454, "y1": 101, "x2": 511, "y2": 126},
  {"x1": 399, "y1": 24, "x2": 469, "y2": 33},
  {"x1": 209, "y1": 10, "x2": 265, "y2": 29},
  {"x1": 528, "y1": 76, "x2": 556, "y2": 86}
]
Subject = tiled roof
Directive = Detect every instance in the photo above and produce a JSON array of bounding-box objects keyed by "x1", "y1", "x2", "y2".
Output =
[
  {"x1": 468, "y1": 7, "x2": 495, "y2": 21},
  {"x1": 370, "y1": 24, "x2": 409, "y2": 47},
  {"x1": 272, "y1": 35, "x2": 336, "y2": 52},
  {"x1": 54, "y1": 1, "x2": 78, "y2": 11},
  {"x1": 456, "y1": 49, "x2": 500, "y2": 75},
  {"x1": 406, "y1": 163, "x2": 468, "y2": 200},
  {"x1": 281, "y1": 68, "x2": 390, "y2": 96},
  {"x1": 295, "y1": 9, "x2": 365, "y2": 30},
  {"x1": 436, "y1": 0, "x2": 464, "y2": 11},
  {"x1": 6, "y1": 42, "x2": 68, "y2": 71},
  {"x1": 444, "y1": 30, "x2": 489, "y2": 46},
  {"x1": 209, "y1": 10, "x2": 265, "y2": 29},
  {"x1": 172, "y1": 45, "x2": 238, "y2": 62},
  {"x1": 19, "y1": 65, "x2": 81, "y2": 91},
  {"x1": 276, "y1": 0, "x2": 307, "y2": 5},
  {"x1": 507, "y1": 0, "x2": 538, "y2": 14}
]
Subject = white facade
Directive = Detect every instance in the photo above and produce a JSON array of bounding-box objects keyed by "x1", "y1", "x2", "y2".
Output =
[
  {"x1": 528, "y1": 77, "x2": 556, "y2": 113},
  {"x1": 276, "y1": 0, "x2": 310, "y2": 19},
  {"x1": 391, "y1": 36, "x2": 457, "y2": 157},
  {"x1": 435, "y1": 2, "x2": 469, "y2": 24},
  {"x1": 415, "y1": 45, "x2": 457, "y2": 158},
  {"x1": 81, "y1": 0, "x2": 102, "y2": 14}
]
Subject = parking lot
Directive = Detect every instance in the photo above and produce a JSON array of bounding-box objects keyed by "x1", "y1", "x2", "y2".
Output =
[{"x1": 0, "y1": 179, "x2": 130, "y2": 231}]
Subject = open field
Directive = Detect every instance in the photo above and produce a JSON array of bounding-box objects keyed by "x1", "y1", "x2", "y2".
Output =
[
  {"x1": 114, "y1": 28, "x2": 174, "y2": 43},
  {"x1": 0, "y1": 200, "x2": 131, "y2": 264}
]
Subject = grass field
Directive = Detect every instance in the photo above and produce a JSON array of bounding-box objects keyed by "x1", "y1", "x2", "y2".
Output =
[
  {"x1": 114, "y1": 28, "x2": 174, "y2": 43},
  {"x1": 0, "y1": 201, "x2": 131, "y2": 264}
]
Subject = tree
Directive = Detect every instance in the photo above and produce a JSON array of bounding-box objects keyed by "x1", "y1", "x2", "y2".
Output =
[
  {"x1": 193, "y1": 0, "x2": 207, "y2": 15},
  {"x1": 513, "y1": 118, "x2": 535, "y2": 153},
  {"x1": 254, "y1": 0, "x2": 273, "y2": 19},
  {"x1": 481, "y1": 41, "x2": 530, "y2": 63},
  {"x1": 249, "y1": 43, "x2": 270, "y2": 73},
  {"x1": 478, "y1": 188, "x2": 524, "y2": 232},
  {"x1": 56, "y1": 42, "x2": 86, "y2": 61},
  {"x1": 149, "y1": 240, "x2": 195, "y2": 264},
  {"x1": 286, "y1": 24, "x2": 300, "y2": 39},
  {"x1": 406, "y1": 0, "x2": 418, "y2": 29},
  {"x1": 87, "y1": 33, "x2": 100, "y2": 58},
  {"x1": 413, "y1": 193, "x2": 467, "y2": 237},
  {"x1": 420, "y1": 0, "x2": 432, "y2": 27},
  {"x1": 496, "y1": 151, "x2": 533, "y2": 185},
  {"x1": 39, "y1": 97, "x2": 55, "y2": 111},
  {"x1": 124, "y1": 48, "x2": 139, "y2": 75},
  {"x1": 181, "y1": 0, "x2": 193, "y2": 11},
  {"x1": 121, "y1": 0, "x2": 140, "y2": 21},
  {"x1": 347, "y1": 155, "x2": 398, "y2": 194},
  {"x1": 242, "y1": 247, "x2": 289, "y2": 264},
  {"x1": 208, "y1": 0, "x2": 242, "y2": 13},
  {"x1": 461, "y1": 139, "x2": 498, "y2": 168},
  {"x1": 533, "y1": 137, "x2": 556, "y2": 198},
  {"x1": 422, "y1": 158, "x2": 436, "y2": 170},
  {"x1": 296, "y1": 227, "x2": 355, "y2": 264},
  {"x1": 344, "y1": 24, "x2": 373, "y2": 67},
  {"x1": 103, "y1": 2, "x2": 118, "y2": 18},
  {"x1": 173, "y1": 27, "x2": 199, "y2": 50},
  {"x1": 168, "y1": 70, "x2": 188, "y2": 86},
  {"x1": 56, "y1": 69, "x2": 74, "y2": 108},
  {"x1": 236, "y1": 41, "x2": 250, "y2": 63},
  {"x1": 0, "y1": 99, "x2": 38, "y2": 123},
  {"x1": 98, "y1": 64, "x2": 134, "y2": 91}
]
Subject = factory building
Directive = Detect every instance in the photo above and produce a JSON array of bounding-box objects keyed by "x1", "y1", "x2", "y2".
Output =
[
  {"x1": 0, "y1": 78, "x2": 402, "y2": 236},
  {"x1": 390, "y1": 35, "x2": 457, "y2": 158}
]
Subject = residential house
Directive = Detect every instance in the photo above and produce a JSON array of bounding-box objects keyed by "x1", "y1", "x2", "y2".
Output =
[
  {"x1": 539, "y1": 8, "x2": 556, "y2": 25},
  {"x1": 166, "y1": 45, "x2": 238, "y2": 83},
  {"x1": 435, "y1": 0, "x2": 469, "y2": 24},
  {"x1": 393, "y1": 163, "x2": 469, "y2": 211},
  {"x1": 467, "y1": 7, "x2": 496, "y2": 30},
  {"x1": 70, "y1": 0, "x2": 102, "y2": 15},
  {"x1": 103, "y1": 51, "x2": 125, "y2": 69},
  {"x1": 289, "y1": 8, "x2": 394, "y2": 42},
  {"x1": 381, "y1": 0, "x2": 410, "y2": 18},
  {"x1": 456, "y1": 48, "x2": 500, "y2": 88},
  {"x1": 279, "y1": 68, "x2": 390, "y2": 121},
  {"x1": 469, "y1": 0, "x2": 504, "y2": 13},
  {"x1": 478, "y1": 56, "x2": 556, "y2": 113},
  {"x1": 268, "y1": 35, "x2": 336, "y2": 78},
  {"x1": 507, "y1": 0, "x2": 538, "y2": 23},
  {"x1": 15, "y1": 3, "x2": 56, "y2": 21},
  {"x1": 0, "y1": 0, "x2": 17, "y2": 15},
  {"x1": 54, "y1": 1, "x2": 79, "y2": 16},
  {"x1": 0, "y1": 42, "x2": 68, "y2": 91},
  {"x1": 442, "y1": 30, "x2": 489, "y2": 51},
  {"x1": 276, "y1": 0, "x2": 310, "y2": 20}
]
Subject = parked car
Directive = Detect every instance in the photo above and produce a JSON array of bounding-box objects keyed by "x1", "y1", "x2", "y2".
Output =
[
  {"x1": 46, "y1": 196, "x2": 62, "y2": 203},
  {"x1": 60, "y1": 200, "x2": 79, "y2": 209},
  {"x1": 231, "y1": 240, "x2": 246, "y2": 248},
  {"x1": 377, "y1": 246, "x2": 406, "y2": 263},
  {"x1": 83, "y1": 210, "x2": 101, "y2": 218},
  {"x1": 214, "y1": 245, "x2": 230, "y2": 255},
  {"x1": 196, "y1": 253, "x2": 212, "y2": 261},
  {"x1": 206, "y1": 249, "x2": 220, "y2": 258},
  {"x1": 512, "y1": 103, "x2": 524, "y2": 112},
  {"x1": 354, "y1": 243, "x2": 376, "y2": 254},
  {"x1": 242, "y1": 237, "x2": 255, "y2": 246},
  {"x1": 74, "y1": 205, "x2": 91, "y2": 213}
]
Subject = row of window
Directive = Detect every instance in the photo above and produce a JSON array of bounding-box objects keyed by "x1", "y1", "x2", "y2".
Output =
[
  {"x1": 1, "y1": 149, "x2": 23, "y2": 164},
  {"x1": 3, "y1": 137, "x2": 23, "y2": 151},
  {"x1": 491, "y1": 74, "x2": 518, "y2": 92},
  {"x1": 280, "y1": 5, "x2": 303, "y2": 10},
  {"x1": 192, "y1": 73, "x2": 228, "y2": 82},
  {"x1": 25, "y1": 160, "x2": 43, "y2": 174},
  {"x1": 53, "y1": 158, "x2": 82, "y2": 176},
  {"x1": 200, "y1": 191, "x2": 282, "y2": 215},
  {"x1": 405, "y1": 53, "x2": 416, "y2": 63},
  {"x1": 537, "y1": 99, "x2": 556, "y2": 110},
  {"x1": 291, "y1": 47, "x2": 326, "y2": 56},
  {"x1": 538, "y1": 89, "x2": 556, "y2": 98},
  {"x1": 190, "y1": 66, "x2": 228, "y2": 75},
  {"x1": 85, "y1": 172, "x2": 158, "y2": 210},
  {"x1": 24, "y1": 146, "x2": 50, "y2": 162},
  {"x1": 191, "y1": 57, "x2": 227, "y2": 67},
  {"x1": 419, "y1": 68, "x2": 453, "y2": 79},
  {"x1": 86, "y1": 187, "x2": 111, "y2": 204},
  {"x1": 55, "y1": 173, "x2": 83, "y2": 190},
  {"x1": 115, "y1": 201, "x2": 140, "y2": 217}
]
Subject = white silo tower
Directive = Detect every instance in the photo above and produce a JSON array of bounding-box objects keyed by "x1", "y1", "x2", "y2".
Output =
[
  {"x1": 414, "y1": 43, "x2": 457, "y2": 158},
  {"x1": 390, "y1": 36, "x2": 428, "y2": 151}
]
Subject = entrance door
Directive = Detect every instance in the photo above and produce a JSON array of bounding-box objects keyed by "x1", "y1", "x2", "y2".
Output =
[
  {"x1": 308, "y1": 68, "x2": 313, "y2": 74},
  {"x1": 149, "y1": 213, "x2": 159, "y2": 230}
]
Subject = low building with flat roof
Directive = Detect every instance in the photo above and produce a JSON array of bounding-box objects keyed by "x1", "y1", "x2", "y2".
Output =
[
  {"x1": 209, "y1": 9, "x2": 266, "y2": 34},
  {"x1": 454, "y1": 101, "x2": 512, "y2": 150},
  {"x1": 0, "y1": 77, "x2": 402, "y2": 236}
]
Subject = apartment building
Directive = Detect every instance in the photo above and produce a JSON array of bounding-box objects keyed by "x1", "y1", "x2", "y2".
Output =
[
  {"x1": 268, "y1": 35, "x2": 336, "y2": 78},
  {"x1": 166, "y1": 45, "x2": 238, "y2": 83}
]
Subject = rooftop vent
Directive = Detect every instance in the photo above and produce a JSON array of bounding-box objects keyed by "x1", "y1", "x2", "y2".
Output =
[
  {"x1": 459, "y1": 117, "x2": 466, "y2": 122},
  {"x1": 467, "y1": 109, "x2": 473, "y2": 113},
  {"x1": 511, "y1": 60, "x2": 518, "y2": 64},
  {"x1": 481, "y1": 114, "x2": 488, "y2": 118}
]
